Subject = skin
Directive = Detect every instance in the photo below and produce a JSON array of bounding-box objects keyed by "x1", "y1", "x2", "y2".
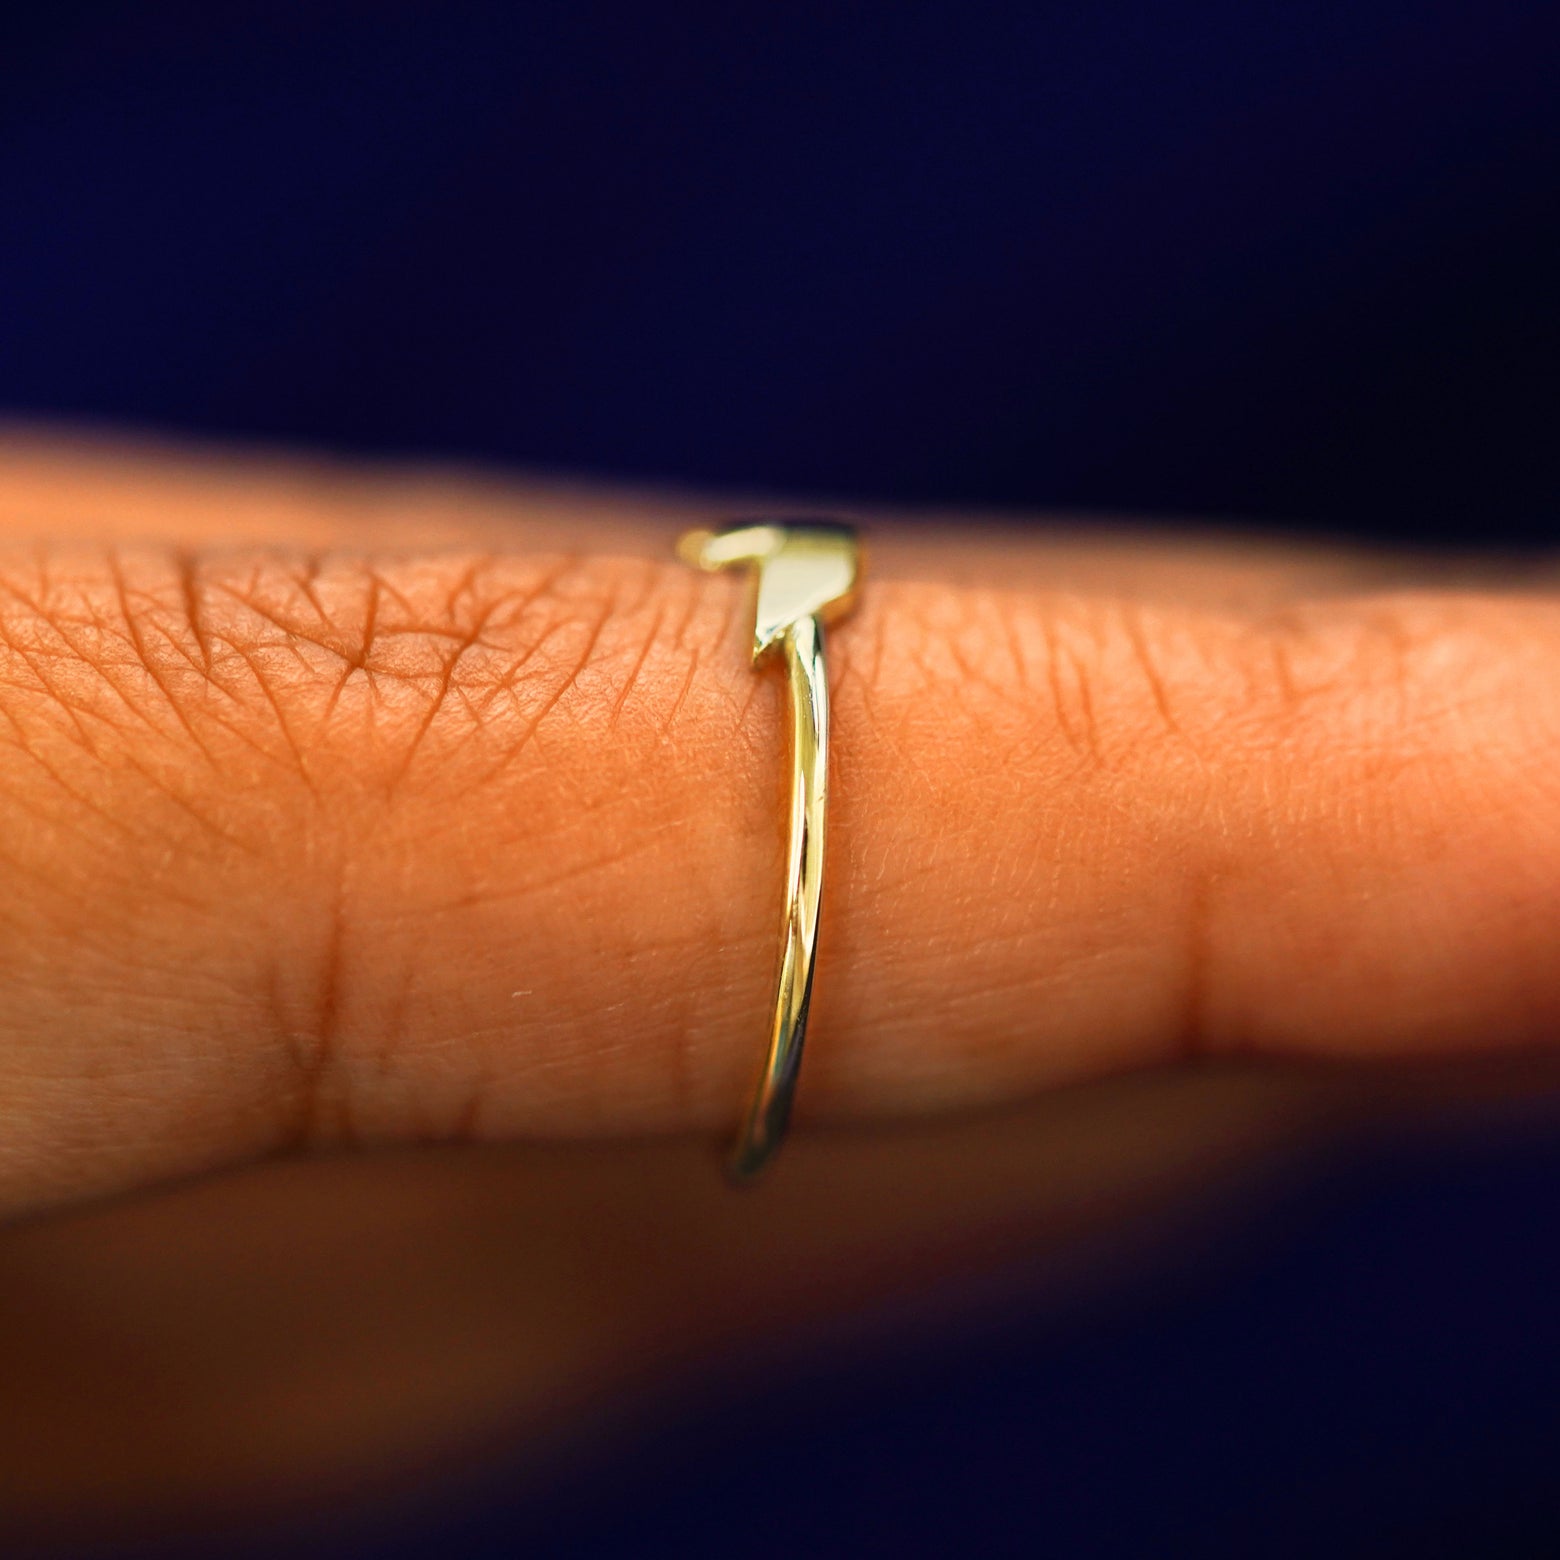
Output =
[{"x1": 1, "y1": 427, "x2": 1559, "y2": 1533}]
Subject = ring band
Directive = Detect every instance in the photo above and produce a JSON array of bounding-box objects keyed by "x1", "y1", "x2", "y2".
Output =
[{"x1": 676, "y1": 521, "x2": 862, "y2": 1179}]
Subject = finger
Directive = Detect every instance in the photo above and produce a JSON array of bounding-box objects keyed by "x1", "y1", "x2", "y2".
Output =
[{"x1": 2, "y1": 442, "x2": 1559, "y2": 1214}]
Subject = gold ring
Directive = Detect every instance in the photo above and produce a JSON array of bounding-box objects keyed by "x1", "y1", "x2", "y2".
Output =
[{"x1": 676, "y1": 520, "x2": 862, "y2": 1179}]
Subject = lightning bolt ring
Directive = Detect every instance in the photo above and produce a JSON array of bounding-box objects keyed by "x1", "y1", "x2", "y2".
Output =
[{"x1": 676, "y1": 520, "x2": 862, "y2": 1180}]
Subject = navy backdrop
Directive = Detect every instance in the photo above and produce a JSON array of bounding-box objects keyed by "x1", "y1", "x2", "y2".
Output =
[{"x1": 3, "y1": 3, "x2": 1560, "y2": 1555}]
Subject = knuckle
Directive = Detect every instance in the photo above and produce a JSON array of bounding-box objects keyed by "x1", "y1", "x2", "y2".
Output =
[
  {"x1": 0, "y1": 546, "x2": 733, "y2": 805},
  {"x1": 0, "y1": 544, "x2": 740, "y2": 1154},
  {"x1": 1239, "y1": 591, "x2": 1535, "y2": 754},
  {"x1": 187, "y1": 548, "x2": 733, "y2": 797}
]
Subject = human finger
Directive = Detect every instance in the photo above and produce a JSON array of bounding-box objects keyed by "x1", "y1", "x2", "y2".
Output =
[{"x1": 1, "y1": 437, "x2": 1558, "y2": 1214}]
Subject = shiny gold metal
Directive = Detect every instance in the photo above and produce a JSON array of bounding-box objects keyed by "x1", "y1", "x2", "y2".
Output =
[{"x1": 677, "y1": 521, "x2": 861, "y2": 1179}]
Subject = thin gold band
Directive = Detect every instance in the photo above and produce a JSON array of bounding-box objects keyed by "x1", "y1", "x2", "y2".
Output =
[{"x1": 676, "y1": 521, "x2": 862, "y2": 1179}]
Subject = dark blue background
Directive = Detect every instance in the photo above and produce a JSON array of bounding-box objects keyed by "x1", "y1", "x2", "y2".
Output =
[{"x1": 4, "y1": 3, "x2": 1559, "y2": 1555}]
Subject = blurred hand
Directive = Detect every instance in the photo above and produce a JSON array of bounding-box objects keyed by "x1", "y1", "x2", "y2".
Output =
[{"x1": 1, "y1": 429, "x2": 1557, "y2": 1534}]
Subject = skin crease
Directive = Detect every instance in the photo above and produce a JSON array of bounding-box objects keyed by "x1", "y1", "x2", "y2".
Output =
[{"x1": 1, "y1": 427, "x2": 1559, "y2": 1533}]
